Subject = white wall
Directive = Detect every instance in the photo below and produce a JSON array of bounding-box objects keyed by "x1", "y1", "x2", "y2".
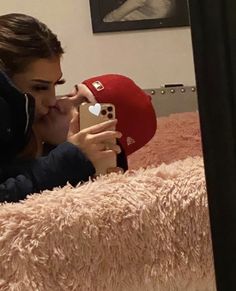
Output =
[{"x1": 0, "y1": 0, "x2": 196, "y2": 94}]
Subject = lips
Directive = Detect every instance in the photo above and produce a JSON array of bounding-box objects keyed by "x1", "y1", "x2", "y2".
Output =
[{"x1": 45, "y1": 105, "x2": 60, "y2": 116}]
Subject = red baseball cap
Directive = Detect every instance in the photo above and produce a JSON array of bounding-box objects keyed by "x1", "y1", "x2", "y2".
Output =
[{"x1": 82, "y1": 74, "x2": 157, "y2": 156}]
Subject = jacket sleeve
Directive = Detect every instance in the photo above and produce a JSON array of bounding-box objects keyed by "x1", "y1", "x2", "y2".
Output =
[
  {"x1": 116, "y1": 140, "x2": 128, "y2": 172},
  {"x1": 0, "y1": 142, "x2": 95, "y2": 203}
]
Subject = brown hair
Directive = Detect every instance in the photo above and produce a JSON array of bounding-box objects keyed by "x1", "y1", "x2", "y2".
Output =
[{"x1": 0, "y1": 13, "x2": 64, "y2": 77}]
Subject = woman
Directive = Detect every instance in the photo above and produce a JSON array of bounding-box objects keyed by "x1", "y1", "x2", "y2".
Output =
[{"x1": 0, "y1": 13, "x2": 126, "y2": 203}]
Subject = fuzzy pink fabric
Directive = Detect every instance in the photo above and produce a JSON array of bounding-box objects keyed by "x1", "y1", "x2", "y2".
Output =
[
  {"x1": 0, "y1": 157, "x2": 215, "y2": 291},
  {"x1": 0, "y1": 112, "x2": 215, "y2": 291},
  {"x1": 128, "y1": 112, "x2": 202, "y2": 169}
]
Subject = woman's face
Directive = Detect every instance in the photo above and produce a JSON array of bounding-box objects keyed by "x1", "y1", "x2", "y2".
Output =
[
  {"x1": 11, "y1": 57, "x2": 68, "y2": 145},
  {"x1": 12, "y1": 57, "x2": 64, "y2": 121}
]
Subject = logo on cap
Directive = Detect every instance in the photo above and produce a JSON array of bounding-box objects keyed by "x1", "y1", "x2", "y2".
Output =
[
  {"x1": 92, "y1": 81, "x2": 104, "y2": 91},
  {"x1": 127, "y1": 136, "x2": 136, "y2": 146}
]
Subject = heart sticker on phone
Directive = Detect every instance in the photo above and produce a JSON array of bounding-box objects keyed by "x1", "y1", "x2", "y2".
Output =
[{"x1": 89, "y1": 103, "x2": 101, "y2": 116}]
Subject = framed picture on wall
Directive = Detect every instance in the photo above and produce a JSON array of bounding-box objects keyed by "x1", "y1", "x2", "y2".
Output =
[{"x1": 89, "y1": 0, "x2": 190, "y2": 33}]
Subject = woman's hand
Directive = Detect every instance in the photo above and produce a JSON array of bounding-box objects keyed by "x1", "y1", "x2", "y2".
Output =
[
  {"x1": 34, "y1": 97, "x2": 75, "y2": 145},
  {"x1": 66, "y1": 83, "x2": 96, "y2": 106},
  {"x1": 68, "y1": 119, "x2": 122, "y2": 167},
  {"x1": 66, "y1": 83, "x2": 97, "y2": 137},
  {"x1": 66, "y1": 86, "x2": 125, "y2": 174},
  {"x1": 34, "y1": 82, "x2": 96, "y2": 145}
]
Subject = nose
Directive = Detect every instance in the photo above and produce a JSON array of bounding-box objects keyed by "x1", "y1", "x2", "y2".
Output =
[
  {"x1": 38, "y1": 88, "x2": 57, "y2": 116},
  {"x1": 44, "y1": 88, "x2": 57, "y2": 107}
]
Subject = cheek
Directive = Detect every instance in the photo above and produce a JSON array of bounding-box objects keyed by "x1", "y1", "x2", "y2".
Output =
[
  {"x1": 33, "y1": 92, "x2": 55, "y2": 118},
  {"x1": 34, "y1": 97, "x2": 42, "y2": 117},
  {"x1": 34, "y1": 109, "x2": 71, "y2": 144}
]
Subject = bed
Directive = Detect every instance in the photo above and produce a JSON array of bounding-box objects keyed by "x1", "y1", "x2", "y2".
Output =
[{"x1": 0, "y1": 86, "x2": 216, "y2": 291}]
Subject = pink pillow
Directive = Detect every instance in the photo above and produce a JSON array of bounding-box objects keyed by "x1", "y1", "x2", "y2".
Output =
[{"x1": 128, "y1": 112, "x2": 202, "y2": 170}]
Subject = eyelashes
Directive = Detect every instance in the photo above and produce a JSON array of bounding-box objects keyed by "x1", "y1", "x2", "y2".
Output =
[
  {"x1": 32, "y1": 85, "x2": 49, "y2": 91},
  {"x1": 31, "y1": 79, "x2": 66, "y2": 92},
  {"x1": 55, "y1": 79, "x2": 66, "y2": 85}
]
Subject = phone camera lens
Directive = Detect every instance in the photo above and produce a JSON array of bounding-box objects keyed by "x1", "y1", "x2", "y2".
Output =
[
  {"x1": 101, "y1": 109, "x2": 107, "y2": 115},
  {"x1": 107, "y1": 113, "x2": 113, "y2": 119},
  {"x1": 107, "y1": 106, "x2": 113, "y2": 112}
]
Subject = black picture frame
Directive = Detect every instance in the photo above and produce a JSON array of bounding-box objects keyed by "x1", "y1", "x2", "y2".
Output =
[{"x1": 89, "y1": 0, "x2": 190, "y2": 33}]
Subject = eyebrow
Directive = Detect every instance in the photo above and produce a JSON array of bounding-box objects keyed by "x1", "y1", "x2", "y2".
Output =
[{"x1": 31, "y1": 78, "x2": 66, "y2": 85}]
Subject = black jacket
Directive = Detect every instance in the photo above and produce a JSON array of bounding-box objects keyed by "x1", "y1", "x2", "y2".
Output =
[
  {"x1": 0, "y1": 71, "x2": 35, "y2": 160},
  {"x1": 0, "y1": 142, "x2": 95, "y2": 203},
  {"x1": 0, "y1": 141, "x2": 128, "y2": 203}
]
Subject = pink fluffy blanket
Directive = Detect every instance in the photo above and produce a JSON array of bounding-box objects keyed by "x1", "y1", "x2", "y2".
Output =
[
  {"x1": 128, "y1": 112, "x2": 202, "y2": 169},
  {"x1": 0, "y1": 112, "x2": 216, "y2": 291}
]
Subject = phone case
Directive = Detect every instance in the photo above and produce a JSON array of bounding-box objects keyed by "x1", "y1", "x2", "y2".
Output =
[{"x1": 79, "y1": 102, "x2": 117, "y2": 175}]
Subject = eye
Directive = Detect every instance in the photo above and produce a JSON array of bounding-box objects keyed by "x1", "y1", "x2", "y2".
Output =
[{"x1": 31, "y1": 85, "x2": 49, "y2": 92}]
